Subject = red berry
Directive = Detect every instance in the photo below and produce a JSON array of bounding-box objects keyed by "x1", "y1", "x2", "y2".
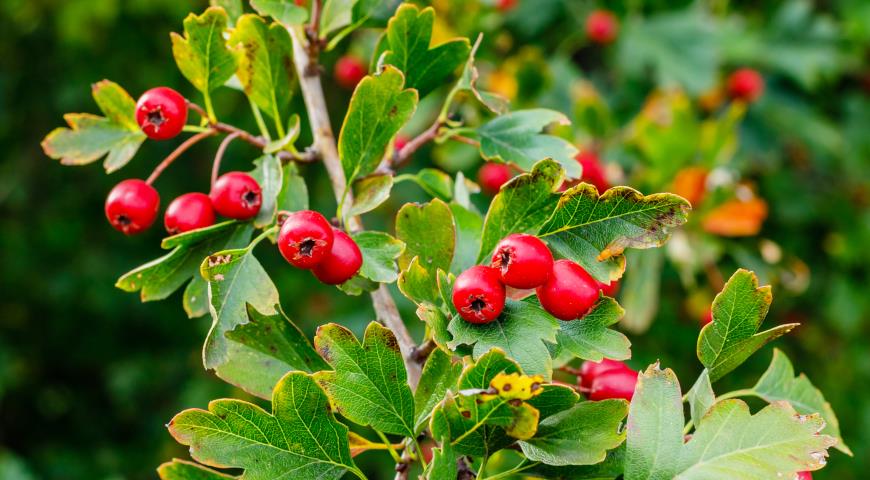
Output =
[
  {"x1": 135, "y1": 87, "x2": 188, "y2": 140},
  {"x1": 394, "y1": 134, "x2": 410, "y2": 152},
  {"x1": 597, "y1": 279, "x2": 619, "y2": 297},
  {"x1": 589, "y1": 367, "x2": 639, "y2": 401},
  {"x1": 491, "y1": 234, "x2": 553, "y2": 289},
  {"x1": 496, "y1": 0, "x2": 517, "y2": 11},
  {"x1": 700, "y1": 308, "x2": 713, "y2": 326},
  {"x1": 796, "y1": 472, "x2": 812, "y2": 480},
  {"x1": 579, "y1": 359, "x2": 630, "y2": 389},
  {"x1": 278, "y1": 210, "x2": 335, "y2": 269},
  {"x1": 452, "y1": 265, "x2": 506, "y2": 324},
  {"x1": 335, "y1": 55, "x2": 367, "y2": 90},
  {"x1": 478, "y1": 162, "x2": 514, "y2": 194},
  {"x1": 164, "y1": 192, "x2": 215, "y2": 235},
  {"x1": 105, "y1": 179, "x2": 160, "y2": 235},
  {"x1": 727, "y1": 68, "x2": 764, "y2": 103},
  {"x1": 209, "y1": 172, "x2": 262, "y2": 220},
  {"x1": 536, "y1": 259, "x2": 599, "y2": 320},
  {"x1": 312, "y1": 228, "x2": 363, "y2": 285},
  {"x1": 575, "y1": 150, "x2": 610, "y2": 192},
  {"x1": 585, "y1": 10, "x2": 619, "y2": 44}
]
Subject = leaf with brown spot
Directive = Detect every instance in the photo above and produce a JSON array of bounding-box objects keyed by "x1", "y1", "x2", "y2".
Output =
[{"x1": 171, "y1": 7, "x2": 236, "y2": 95}]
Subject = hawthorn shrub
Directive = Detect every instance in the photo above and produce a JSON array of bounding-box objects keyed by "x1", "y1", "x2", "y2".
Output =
[{"x1": 41, "y1": 1, "x2": 849, "y2": 479}]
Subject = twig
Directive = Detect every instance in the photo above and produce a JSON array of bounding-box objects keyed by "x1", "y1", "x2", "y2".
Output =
[
  {"x1": 211, "y1": 131, "x2": 241, "y2": 187},
  {"x1": 145, "y1": 129, "x2": 216, "y2": 185},
  {"x1": 390, "y1": 119, "x2": 443, "y2": 171},
  {"x1": 288, "y1": 26, "x2": 422, "y2": 389},
  {"x1": 411, "y1": 339, "x2": 437, "y2": 363},
  {"x1": 450, "y1": 134, "x2": 480, "y2": 147},
  {"x1": 304, "y1": 0, "x2": 324, "y2": 74}
]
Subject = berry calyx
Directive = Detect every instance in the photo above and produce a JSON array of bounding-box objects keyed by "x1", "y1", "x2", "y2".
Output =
[
  {"x1": 727, "y1": 68, "x2": 764, "y2": 103},
  {"x1": 335, "y1": 55, "x2": 367, "y2": 90},
  {"x1": 312, "y1": 228, "x2": 363, "y2": 285},
  {"x1": 452, "y1": 265, "x2": 506, "y2": 324},
  {"x1": 585, "y1": 10, "x2": 619, "y2": 45},
  {"x1": 104, "y1": 179, "x2": 160, "y2": 235},
  {"x1": 164, "y1": 192, "x2": 215, "y2": 235},
  {"x1": 588, "y1": 366, "x2": 639, "y2": 401},
  {"x1": 135, "y1": 87, "x2": 188, "y2": 140},
  {"x1": 209, "y1": 172, "x2": 262, "y2": 220},
  {"x1": 491, "y1": 234, "x2": 553, "y2": 289},
  {"x1": 278, "y1": 210, "x2": 335, "y2": 269},
  {"x1": 579, "y1": 359, "x2": 631, "y2": 389},
  {"x1": 576, "y1": 150, "x2": 610, "y2": 192},
  {"x1": 535, "y1": 259, "x2": 599, "y2": 320},
  {"x1": 478, "y1": 162, "x2": 514, "y2": 194}
]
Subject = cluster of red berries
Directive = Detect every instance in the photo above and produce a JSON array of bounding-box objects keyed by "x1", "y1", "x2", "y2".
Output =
[
  {"x1": 276, "y1": 210, "x2": 363, "y2": 285},
  {"x1": 452, "y1": 233, "x2": 617, "y2": 324},
  {"x1": 104, "y1": 87, "x2": 263, "y2": 236},
  {"x1": 579, "y1": 358, "x2": 638, "y2": 401}
]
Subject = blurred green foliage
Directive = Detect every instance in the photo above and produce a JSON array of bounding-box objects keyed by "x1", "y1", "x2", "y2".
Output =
[{"x1": 1, "y1": 0, "x2": 869, "y2": 478}]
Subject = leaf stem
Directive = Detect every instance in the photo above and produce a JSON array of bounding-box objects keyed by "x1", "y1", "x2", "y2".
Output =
[
  {"x1": 375, "y1": 430, "x2": 403, "y2": 464},
  {"x1": 249, "y1": 225, "x2": 279, "y2": 249},
  {"x1": 248, "y1": 98, "x2": 272, "y2": 141},
  {"x1": 145, "y1": 129, "x2": 216, "y2": 185},
  {"x1": 211, "y1": 131, "x2": 241, "y2": 188},
  {"x1": 480, "y1": 459, "x2": 539, "y2": 480},
  {"x1": 182, "y1": 124, "x2": 211, "y2": 133},
  {"x1": 412, "y1": 436, "x2": 427, "y2": 470},
  {"x1": 348, "y1": 466, "x2": 368, "y2": 480},
  {"x1": 714, "y1": 388, "x2": 755, "y2": 402},
  {"x1": 203, "y1": 93, "x2": 217, "y2": 124}
]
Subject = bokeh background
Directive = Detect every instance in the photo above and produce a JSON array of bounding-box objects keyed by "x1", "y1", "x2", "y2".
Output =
[{"x1": 1, "y1": 0, "x2": 869, "y2": 478}]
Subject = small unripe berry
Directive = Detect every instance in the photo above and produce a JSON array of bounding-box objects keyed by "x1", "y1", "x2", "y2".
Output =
[
  {"x1": 575, "y1": 150, "x2": 609, "y2": 193},
  {"x1": 209, "y1": 172, "x2": 262, "y2": 220},
  {"x1": 536, "y1": 259, "x2": 599, "y2": 320},
  {"x1": 105, "y1": 179, "x2": 160, "y2": 235},
  {"x1": 491, "y1": 234, "x2": 553, "y2": 289},
  {"x1": 135, "y1": 87, "x2": 188, "y2": 140},
  {"x1": 312, "y1": 228, "x2": 363, "y2": 285},
  {"x1": 278, "y1": 210, "x2": 335, "y2": 269},
  {"x1": 164, "y1": 192, "x2": 215, "y2": 235},
  {"x1": 585, "y1": 10, "x2": 619, "y2": 45},
  {"x1": 335, "y1": 55, "x2": 367, "y2": 90},
  {"x1": 579, "y1": 359, "x2": 631, "y2": 389},
  {"x1": 478, "y1": 162, "x2": 514, "y2": 194},
  {"x1": 589, "y1": 367, "x2": 639, "y2": 401},
  {"x1": 452, "y1": 265, "x2": 506, "y2": 324},
  {"x1": 727, "y1": 68, "x2": 764, "y2": 103}
]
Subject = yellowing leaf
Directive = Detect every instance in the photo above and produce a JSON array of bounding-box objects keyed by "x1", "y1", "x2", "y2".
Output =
[{"x1": 484, "y1": 372, "x2": 545, "y2": 401}]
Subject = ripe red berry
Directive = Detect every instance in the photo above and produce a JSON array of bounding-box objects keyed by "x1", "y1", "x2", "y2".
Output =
[
  {"x1": 796, "y1": 472, "x2": 812, "y2": 480},
  {"x1": 579, "y1": 358, "x2": 631, "y2": 389},
  {"x1": 597, "y1": 279, "x2": 619, "y2": 297},
  {"x1": 588, "y1": 367, "x2": 639, "y2": 401},
  {"x1": 164, "y1": 192, "x2": 215, "y2": 235},
  {"x1": 575, "y1": 150, "x2": 610, "y2": 192},
  {"x1": 209, "y1": 172, "x2": 262, "y2": 220},
  {"x1": 496, "y1": 0, "x2": 517, "y2": 12},
  {"x1": 135, "y1": 87, "x2": 188, "y2": 140},
  {"x1": 536, "y1": 259, "x2": 599, "y2": 320},
  {"x1": 104, "y1": 179, "x2": 160, "y2": 235},
  {"x1": 335, "y1": 55, "x2": 367, "y2": 90},
  {"x1": 278, "y1": 210, "x2": 335, "y2": 269},
  {"x1": 727, "y1": 68, "x2": 764, "y2": 103},
  {"x1": 478, "y1": 162, "x2": 514, "y2": 194},
  {"x1": 585, "y1": 10, "x2": 619, "y2": 45},
  {"x1": 312, "y1": 228, "x2": 363, "y2": 285},
  {"x1": 452, "y1": 265, "x2": 506, "y2": 324},
  {"x1": 491, "y1": 234, "x2": 553, "y2": 289}
]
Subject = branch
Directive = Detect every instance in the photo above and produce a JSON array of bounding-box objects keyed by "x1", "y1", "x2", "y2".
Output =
[
  {"x1": 146, "y1": 129, "x2": 216, "y2": 185},
  {"x1": 390, "y1": 119, "x2": 443, "y2": 171},
  {"x1": 288, "y1": 26, "x2": 422, "y2": 389}
]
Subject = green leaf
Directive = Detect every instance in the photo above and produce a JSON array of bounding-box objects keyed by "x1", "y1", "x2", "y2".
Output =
[
  {"x1": 210, "y1": 0, "x2": 243, "y2": 26},
  {"x1": 539, "y1": 184, "x2": 691, "y2": 283},
  {"x1": 458, "y1": 348, "x2": 521, "y2": 389},
  {"x1": 519, "y1": 399, "x2": 628, "y2": 466},
  {"x1": 415, "y1": 302, "x2": 453, "y2": 352},
  {"x1": 617, "y1": 248, "x2": 664, "y2": 334},
  {"x1": 171, "y1": 7, "x2": 237, "y2": 95},
  {"x1": 455, "y1": 34, "x2": 509, "y2": 114},
  {"x1": 526, "y1": 384, "x2": 580, "y2": 420},
  {"x1": 686, "y1": 370, "x2": 714, "y2": 430},
  {"x1": 448, "y1": 299, "x2": 559, "y2": 379},
  {"x1": 674, "y1": 400, "x2": 835, "y2": 478},
  {"x1": 477, "y1": 159, "x2": 563, "y2": 262},
  {"x1": 398, "y1": 258, "x2": 440, "y2": 305},
  {"x1": 168, "y1": 372, "x2": 358, "y2": 479},
  {"x1": 250, "y1": 0, "x2": 308, "y2": 26},
  {"x1": 157, "y1": 459, "x2": 234, "y2": 479},
  {"x1": 276, "y1": 161, "x2": 309, "y2": 212},
  {"x1": 698, "y1": 269, "x2": 797, "y2": 382},
  {"x1": 338, "y1": 65, "x2": 418, "y2": 183},
  {"x1": 625, "y1": 364, "x2": 684, "y2": 480},
  {"x1": 41, "y1": 80, "x2": 145, "y2": 173},
  {"x1": 374, "y1": 4, "x2": 471, "y2": 97},
  {"x1": 314, "y1": 322, "x2": 416, "y2": 437},
  {"x1": 116, "y1": 222, "x2": 252, "y2": 305},
  {"x1": 396, "y1": 198, "x2": 455, "y2": 275},
  {"x1": 745, "y1": 349, "x2": 850, "y2": 455},
  {"x1": 414, "y1": 347, "x2": 462, "y2": 432},
  {"x1": 403, "y1": 168, "x2": 453, "y2": 201},
  {"x1": 555, "y1": 297, "x2": 631, "y2": 362},
  {"x1": 229, "y1": 15, "x2": 295, "y2": 122},
  {"x1": 527, "y1": 445, "x2": 626, "y2": 479},
  {"x1": 348, "y1": 175, "x2": 393, "y2": 217},
  {"x1": 320, "y1": 0, "x2": 353, "y2": 35},
  {"x1": 249, "y1": 154, "x2": 282, "y2": 228},
  {"x1": 449, "y1": 203, "x2": 483, "y2": 275},
  {"x1": 200, "y1": 245, "x2": 282, "y2": 398},
  {"x1": 477, "y1": 109, "x2": 580, "y2": 177},
  {"x1": 225, "y1": 303, "x2": 328, "y2": 373},
  {"x1": 352, "y1": 231, "x2": 404, "y2": 283},
  {"x1": 423, "y1": 437, "x2": 457, "y2": 480}
]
